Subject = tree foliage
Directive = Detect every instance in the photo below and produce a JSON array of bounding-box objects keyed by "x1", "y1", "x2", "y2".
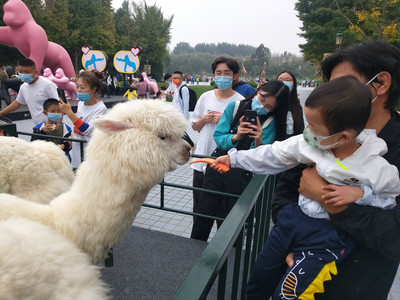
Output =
[
  {"x1": 335, "y1": 0, "x2": 400, "y2": 45},
  {"x1": 167, "y1": 43, "x2": 315, "y2": 81},
  {"x1": 129, "y1": 1, "x2": 173, "y2": 80},
  {"x1": 172, "y1": 42, "x2": 256, "y2": 57},
  {"x1": 296, "y1": 0, "x2": 400, "y2": 63}
]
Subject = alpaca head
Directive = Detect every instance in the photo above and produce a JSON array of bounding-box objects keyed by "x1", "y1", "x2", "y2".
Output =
[{"x1": 86, "y1": 100, "x2": 192, "y2": 181}]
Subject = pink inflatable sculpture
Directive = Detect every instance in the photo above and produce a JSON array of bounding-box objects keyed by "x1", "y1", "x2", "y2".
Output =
[
  {"x1": 142, "y1": 72, "x2": 158, "y2": 94},
  {"x1": 43, "y1": 67, "x2": 77, "y2": 100},
  {"x1": 0, "y1": 0, "x2": 76, "y2": 79}
]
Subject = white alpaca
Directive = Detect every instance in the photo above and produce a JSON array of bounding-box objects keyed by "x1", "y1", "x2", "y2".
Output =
[
  {"x1": 0, "y1": 217, "x2": 108, "y2": 300},
  {"x1": 0, "y1": 137, "x2": 74, "y2": 204},
  {"x1": 0, "y1": 100, "x2": 192, "y2": 266}
]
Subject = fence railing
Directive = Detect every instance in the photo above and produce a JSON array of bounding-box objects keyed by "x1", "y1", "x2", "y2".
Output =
[{"x1": 10, "y1": 128, "x2": 274, "y2": 299}]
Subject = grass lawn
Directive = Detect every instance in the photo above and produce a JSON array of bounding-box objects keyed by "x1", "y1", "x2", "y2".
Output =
[{"x1": 187, "y1": 85, "x2": 214, "y2": 98}]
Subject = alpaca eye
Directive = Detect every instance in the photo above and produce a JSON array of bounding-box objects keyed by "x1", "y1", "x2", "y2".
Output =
[{"x1": 159, "y1": 136, "x2": 166, "y2": 141}]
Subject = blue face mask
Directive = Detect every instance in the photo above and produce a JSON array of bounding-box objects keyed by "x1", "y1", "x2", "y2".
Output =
[
  {"x1": 19, "y1": 73, "x2": 34, "y2": 83},
  {"x1": 47, "y1": 113, "x2": 62, "y2": 122},
  {"x1": 215, "y1": 76, "x2": 233, "y2": 90},
  {"x1": 77, "y1": 92, "x2": 91, "y2": 102},
  {"x1": 283, "y1": 81, "x2": 293, "y2": 91},
  {"x1": 251, "y1": 97, "x2": 269, "y2": 115}
]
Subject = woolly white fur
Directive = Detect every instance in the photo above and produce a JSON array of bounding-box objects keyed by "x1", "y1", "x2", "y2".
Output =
[
  {"x1": 0, "y1": 100, "x2": 191, "y2": 299},
  {"x1": 0, "y1": 137, "x2": 74, "y2": 204},
  {"x1": 0, "y1": 217, "x2": 108, "y2": 300}
]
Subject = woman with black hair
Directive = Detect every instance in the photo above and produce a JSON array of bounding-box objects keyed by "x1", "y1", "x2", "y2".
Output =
[
  {"x1": 277, "y1": 70, "x2": 305, "y2": 137},
  {"x1": 191, "y1": 80, "x2": 290, "y2": 241}
]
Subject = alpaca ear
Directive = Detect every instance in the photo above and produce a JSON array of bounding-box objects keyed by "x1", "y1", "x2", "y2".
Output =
[{"x1": 92, "y1": 119, "x2": 134, "y2": 134}]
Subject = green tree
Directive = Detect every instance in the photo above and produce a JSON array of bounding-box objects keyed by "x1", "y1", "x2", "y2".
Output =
[
  {"x1": 172, "y1": 42, "x2": 194, "y2": 55},
  {"x1": 67, "y1": 0, "x2": 116, "y2": 72},
  {"x1": 114, "y1": 0, "x2": 136, "y2": 51},
  {"x1": 296, "y1": 0, "x2": 359, "y2": 63},
  {"x1": 130, "y1": 1, "x2": 173, "y2": 81},
  {"x1": 40, "y1": 0, "x2": 69, "y2": 46},
  {"x1": 296, "y1": 0, "x2": 400, "y2": 63},
  {"x1": 334, "y1": 0, "x2": 400, "y2": 46}
]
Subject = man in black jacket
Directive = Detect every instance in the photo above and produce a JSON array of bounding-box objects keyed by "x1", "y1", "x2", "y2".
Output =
[{"x1": 272, "y1": 40, "x2": 400, "y2": 299}]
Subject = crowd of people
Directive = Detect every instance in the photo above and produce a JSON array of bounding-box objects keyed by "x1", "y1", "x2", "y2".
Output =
[
  {"x1": 0, "y1": 39, "x2": 399, "y2": 299},
  {"x1": 188, "y1": 40, "x2": 400, "y2": 300}
]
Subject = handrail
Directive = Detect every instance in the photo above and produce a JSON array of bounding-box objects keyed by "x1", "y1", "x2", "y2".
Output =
[{"x1": 173, "y1": 174, "x2": 274, "y2": 300}]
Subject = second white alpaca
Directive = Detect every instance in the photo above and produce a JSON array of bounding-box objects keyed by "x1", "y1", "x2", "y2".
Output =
[{"x1": 0, "y1": 137, "x2": 74, "y2": 204}]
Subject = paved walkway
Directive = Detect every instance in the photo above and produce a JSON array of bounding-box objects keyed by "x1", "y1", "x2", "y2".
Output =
[{"x1": 9, "y1": 93, "x2": 400, "y2": 300}]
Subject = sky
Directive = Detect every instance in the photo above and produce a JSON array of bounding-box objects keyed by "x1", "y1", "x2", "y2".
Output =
[{"x1": 111, "y1": 0, "x2": 306, "y2": 56}]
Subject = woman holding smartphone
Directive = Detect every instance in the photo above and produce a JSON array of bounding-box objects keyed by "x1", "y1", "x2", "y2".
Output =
[{"x1": 191, "y1": 80, "x2": 291, "y2": 241}]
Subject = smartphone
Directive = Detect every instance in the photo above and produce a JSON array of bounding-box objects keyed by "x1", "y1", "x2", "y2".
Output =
[
  {"x1": 244, "y1": 109, "x2": 257, "y2": 127},
  {"x1": 57, "y1": 88, "x2": 66, "y2": 102}
]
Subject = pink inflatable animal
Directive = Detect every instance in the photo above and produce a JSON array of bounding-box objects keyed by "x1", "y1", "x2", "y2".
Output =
[
  {"x1": 43, "y1": 68, "x2": 56, "y2": 81},
  {"x1": 52, "y1": 68, "x2": 77, "y2": 100},
  {"x1": 0, "y1": 0, "x2": 75, "y2": 79},
  {"x1": 141, "y1": 72, "x2": 158, "y2": 94}
]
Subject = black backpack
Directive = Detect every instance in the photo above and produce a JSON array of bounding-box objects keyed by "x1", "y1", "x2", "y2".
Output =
[{"x1": 179, "y1": 85, "x2": 197, "y2": 111}]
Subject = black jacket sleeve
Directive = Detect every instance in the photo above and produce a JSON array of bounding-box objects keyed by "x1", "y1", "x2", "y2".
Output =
[{"x1": 330, "y1": 200, "x2": 400, "y2": 261}]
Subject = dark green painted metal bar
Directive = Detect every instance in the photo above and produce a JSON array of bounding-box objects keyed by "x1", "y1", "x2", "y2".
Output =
[
  {"x1": 232, "y1": 228, "x2": 245, "y2": 299},
  {"x1": 172, "y1": 174, "x2": 270, "y2": 300}
]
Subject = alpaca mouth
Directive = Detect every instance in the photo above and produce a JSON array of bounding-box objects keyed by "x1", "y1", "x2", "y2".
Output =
[{"x1": 182, "y1": 132, "x2": 194, "y2": 148}]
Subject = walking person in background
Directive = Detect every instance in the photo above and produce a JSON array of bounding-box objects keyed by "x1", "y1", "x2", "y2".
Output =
[
  {"x1": 0, "y1": 57, "x2": 58, "y2": 124},
  {"x1": 277, "y1": 70, "x2": 305, "y2": 138},
  {"x1": 191, "y1": 57, "x2": 244, "y2": 217},
  {"x1": 130, "y1": 74, "x2": 149, "y2": 99},
  {"x1": 171, "y1": 71, "x2": 190, "y2": 119},
  {"x1": 59, "y1": 70, "x2": 107, "y2": 168},
  {"x1": 163, "y1": 73, "x2": 175, "y2": 100}
]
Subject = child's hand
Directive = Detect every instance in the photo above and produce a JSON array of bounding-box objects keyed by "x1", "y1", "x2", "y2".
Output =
[
  {"x1": 43, "y1": 123, "x2": 56, "y2": 132},
  {"x1": 211, "y1": 155, "x2": 231, "y2": 173},
  {"x1": 322, "y1": 184, "x2": 364, "y2": 206}
]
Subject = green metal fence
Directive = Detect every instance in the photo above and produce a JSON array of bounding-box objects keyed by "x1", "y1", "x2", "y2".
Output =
[
  {"x1": 172, "y1": 174, "x2": 274, "y2": 300},
  {"x1": 12, "y1": 130, "x2": 274, "y2": 299}
]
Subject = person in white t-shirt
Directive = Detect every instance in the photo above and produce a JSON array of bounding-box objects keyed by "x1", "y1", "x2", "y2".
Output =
[
  {"x1": 191, "y1": 57, "x2": 244, "y2": 215},
  {"x1": 59, "y1": 70, "x2": 107, "y2": 168},
  {"x1": 0, "y1": 57, "x2": 58, "y2": 124}
]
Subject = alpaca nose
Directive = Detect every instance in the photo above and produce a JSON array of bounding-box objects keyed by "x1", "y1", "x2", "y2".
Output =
[{"x1": 182, "y1": 132, "x2": 194, "y2": 148}]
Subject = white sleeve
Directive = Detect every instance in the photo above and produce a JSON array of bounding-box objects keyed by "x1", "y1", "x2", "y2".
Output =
[
  {"x1": 229, "y1": 146, "x2": 291, "y2": 175},
  {"x1": 81, "y1": 106, "x2": 108, "y2": 137},
  {"x1": 356, "y1": 184, "x2": 396, "y2": 210},
  {"x1": 47, "y1": 81, "x2": 59, "y2": 99}
]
